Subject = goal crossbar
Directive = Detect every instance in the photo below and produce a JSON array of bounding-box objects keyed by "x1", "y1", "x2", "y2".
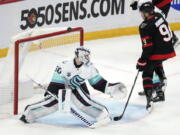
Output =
[{"x1": 14, "y1": 27, "x2": 84, "y2": 114}]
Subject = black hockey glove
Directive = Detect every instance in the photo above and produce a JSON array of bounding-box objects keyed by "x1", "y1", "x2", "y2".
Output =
[
  {"x1": 136, "y1": 58, "x2": 147, "y2": 71},
  {"x1": 130, "y1": 1, "x2": 138, "y2": 10}
]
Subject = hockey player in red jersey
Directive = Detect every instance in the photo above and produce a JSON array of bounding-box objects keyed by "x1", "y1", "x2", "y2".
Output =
[
  {"x1": 130, "y1": 0, "x2": 179, "y2": 47},
  {"x1": 130, "y1": 0, "x2": 172, "y2": 17},
  {"x1": 130, "y1": 0, "x2": 179, "y2": 98},
  {"x1": 136, "y1": 2, "x2": 176, "y2": 110}
]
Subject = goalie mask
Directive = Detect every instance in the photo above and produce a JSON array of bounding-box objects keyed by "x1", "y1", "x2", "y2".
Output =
[{"x1": 75, "y1": 47, "x2": 91, "y2": 64}]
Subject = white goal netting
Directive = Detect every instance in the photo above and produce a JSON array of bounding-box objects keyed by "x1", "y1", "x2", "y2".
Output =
[{"x1": 0, "y1": 27, "x2": 83, "y2": 118}]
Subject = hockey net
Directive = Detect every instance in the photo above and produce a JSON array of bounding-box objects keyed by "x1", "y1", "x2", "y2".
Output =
[{"x1": 0, "y1": 27, "x2": 84, "y2": 118}]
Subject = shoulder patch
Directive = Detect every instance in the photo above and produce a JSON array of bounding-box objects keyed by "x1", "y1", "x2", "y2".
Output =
[{"x1": 140, "y1": 23, "x2": 148, "y2": 29}]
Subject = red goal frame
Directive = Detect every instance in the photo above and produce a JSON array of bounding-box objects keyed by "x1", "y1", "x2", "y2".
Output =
[
  {"x1": 14, "y1": 27, "x2": 84, "y2": 115},
  {"x1": 0, "y1": 0, "x2": 23, "y2": 5}
]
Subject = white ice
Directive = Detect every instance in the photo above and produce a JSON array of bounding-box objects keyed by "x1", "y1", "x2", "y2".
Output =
[{"x1": 0, "y1": 31, "x2": 180, "y2": 135}]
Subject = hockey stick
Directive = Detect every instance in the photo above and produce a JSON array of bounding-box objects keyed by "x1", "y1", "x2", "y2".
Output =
[
  {"x1": 27, "y1": 76, "x2": 94, "y2": 128},
  {"x1": 113, "y1": 70, "x2": 140, "y2": 121},
  {"x1": 28, "y1": 77, "x2": 59, "y2": 100}
]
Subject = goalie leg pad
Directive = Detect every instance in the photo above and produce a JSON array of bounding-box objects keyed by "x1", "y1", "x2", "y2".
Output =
[
  {"x1": 71, "y1": 88, "x2": 110, "y2": 126},
  {"x1": 59, "y1": 89, "x2": 71, "y2": 113},
  {"x1": 21, "y1": 95, "x2": 58, "y2": 123}
]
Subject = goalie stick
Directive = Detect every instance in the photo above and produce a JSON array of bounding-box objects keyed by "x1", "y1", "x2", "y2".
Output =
[
  {"x1": 27, "y1": 76, "x2": 94, "y2": 128},
  {"x1": 113, "y1": 71, "x2": 140, "y2": 121}
]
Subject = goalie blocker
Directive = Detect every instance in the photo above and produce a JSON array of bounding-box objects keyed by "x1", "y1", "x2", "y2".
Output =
[{"x1": 20, "y1": 47, "x2": 127, "y2": 128}]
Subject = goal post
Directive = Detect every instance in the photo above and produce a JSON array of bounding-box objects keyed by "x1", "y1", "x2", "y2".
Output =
[
  {"x1": 0, "y1": 27, "x2": 84, "y2": 116},
  {"x1": 14, "y1": 27, "x2": 84, "y2": 115}
]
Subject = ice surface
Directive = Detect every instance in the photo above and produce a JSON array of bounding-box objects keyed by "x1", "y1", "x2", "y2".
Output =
[{"x1": 0, "y1": 31, "x2": 180, "y2": 135}]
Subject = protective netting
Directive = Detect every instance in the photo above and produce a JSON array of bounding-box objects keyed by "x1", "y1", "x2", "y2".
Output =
[{"x1": 0, "y1": 27, "x2": 83, "y2": 117}]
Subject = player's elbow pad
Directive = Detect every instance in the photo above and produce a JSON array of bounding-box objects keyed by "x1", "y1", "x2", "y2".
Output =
[{"x1": 105, "y1": 82, "x2": 127, "y2": 100}]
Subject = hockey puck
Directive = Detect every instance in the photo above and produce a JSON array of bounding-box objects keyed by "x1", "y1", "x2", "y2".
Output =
[{"x1": 67, "y1": 27, "x2": 72, "y2": 32}]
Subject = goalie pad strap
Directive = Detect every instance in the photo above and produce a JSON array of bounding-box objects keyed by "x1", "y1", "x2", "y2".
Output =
[
  {"x1": 71, "y1": 87, "x2": 109, "y2": 119},
  {"x1": 46, "y1": 82, "x2": 65, "y2": 96}
]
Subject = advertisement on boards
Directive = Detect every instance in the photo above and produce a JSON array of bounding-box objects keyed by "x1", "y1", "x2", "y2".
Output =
[{"x1": 0, "y1": 0, "x2": 179, "y2": 49}]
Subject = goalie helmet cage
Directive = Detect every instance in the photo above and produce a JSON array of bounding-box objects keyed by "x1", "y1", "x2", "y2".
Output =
[{"x1": 13, "y1": 27, "x2": 84, "y2": 115}]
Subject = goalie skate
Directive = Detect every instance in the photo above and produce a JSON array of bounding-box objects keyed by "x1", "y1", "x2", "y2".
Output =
[{"x1": 19, "y1": 115, "x2": 29, "y2": 123}]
